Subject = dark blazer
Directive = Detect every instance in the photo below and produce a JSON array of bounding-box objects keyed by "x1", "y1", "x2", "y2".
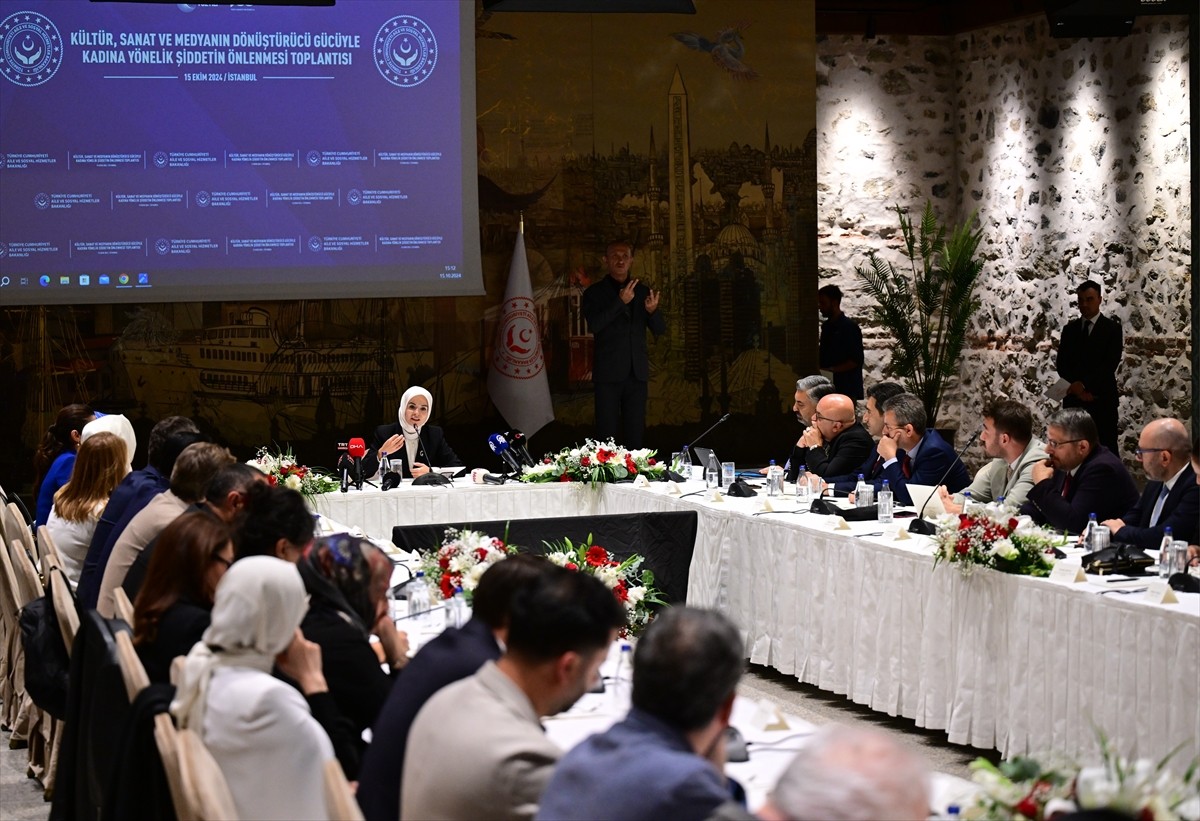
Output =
[
  {"x1": 581, "y1": 275, "x2": 666, "y2": 383},
  {"x1": 355, "y1": 617, "x2": 501, "y2": 821},
  {"x1": 1056, "y1": 313, "x2": 1122, "y2": 401},
  {"x1": 1114, "y1": 463, "x2": 1198, "y2": 548},
  {"x1": 789, "y1": 422, "x2": 874, "y2": 482},
  {"x1": 78, "y1": 466, "x2": 169, "y2": 611},
  {"x1": 361, "y1": 422, "x2": 462, "y2": 479},
  {"x1": 1020, "y1": 445, "x2": 1139, "y2": 533},
  {"x1": 135, "y1": 598, "x2": 210, "y2": 684},
  {"x1": 869, "y1": 428, "x2": 971, "y2": 505},
  {"x1": 827, "y1": 443, "x2": 884, "y2": 490}
]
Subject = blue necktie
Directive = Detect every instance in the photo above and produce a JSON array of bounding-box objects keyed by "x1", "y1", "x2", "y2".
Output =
[{"x1": 1149, "y1": 484, "x2": 1170, "y2": 527}]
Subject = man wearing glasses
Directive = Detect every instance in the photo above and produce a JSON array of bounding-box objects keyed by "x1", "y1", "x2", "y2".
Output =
[
  {"x1": 1019, "y1": 408, "x2": 1137, "y2": 533},
  {"x1": 789, "y1": 393, "x2": 873, "y2": 482},
  {"x1": 1101, "y1": 418, "x2": 1197, "y2": 548}
]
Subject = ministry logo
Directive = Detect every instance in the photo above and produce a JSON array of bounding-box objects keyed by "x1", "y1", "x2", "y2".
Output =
[
  {"x1": 0, "y1": 10, "x2": 62, "y2": 87},
  {"x1": 374, "y1": 15, "x2": 437, "y2": 88}
]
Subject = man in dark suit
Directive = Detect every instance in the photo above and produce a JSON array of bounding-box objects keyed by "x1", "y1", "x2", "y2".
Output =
[
  {"x1": 354, "y1": 555, "x2": 554, "y2": 821},
  {"x1": 823, "y1": 381, "x2": 906, "y2": 489},
  {"x1": 789, "y1": 393, "x2": 873, "y2": 481},
  {"x1": 1020, "y1": 408, "x2": 1138, "y2": 533},
  {"x1": 817, "y1": 284, "x2": 864, "y2": 400},
  {"x1": 842, "y1": 392, "x2": 970, "y2": 506},
  {"x1": 582, "y1": 240, "x2": 666, "y2": 448},
  {"x1": 1056, "y1": 279, "x2": 1123, "y2": 453},
  {"x1": 1102, "y1": 418, "x2": 1197, "y2": 548}
]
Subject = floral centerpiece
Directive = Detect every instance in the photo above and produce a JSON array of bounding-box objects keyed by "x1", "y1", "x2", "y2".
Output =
[
  {"x1": 519, "y1": 438, "x2": 666, "y2": 486},
  {"x1": 247, "y1": 446, "x2": 340, "y2": 497},
  {"x1": 933, "y1": 506, "x2": 1059, "y2": 577},
  {"x1": 418, "y1": 528, "x2": 518, "y2": 600},
  {"x1": 964, "y1": 731, "x2": 1199, "y2": 820},
  {"x1": 543, "y1": 535, "x2": 665, "y2": 636}
]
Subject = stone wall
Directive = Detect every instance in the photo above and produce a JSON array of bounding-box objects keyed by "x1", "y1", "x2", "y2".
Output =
[{"x1": 816, "y1": 16, "x2": 1192, "y2": 467}]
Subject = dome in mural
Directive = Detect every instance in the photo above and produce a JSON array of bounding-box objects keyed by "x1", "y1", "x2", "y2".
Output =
[{"x1": 714, "y1": 222, "x2": 761, "y2": 264}]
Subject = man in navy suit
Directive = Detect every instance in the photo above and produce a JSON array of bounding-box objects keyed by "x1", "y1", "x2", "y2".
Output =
[
  {"x1": 1020, "y1": 408, "x2": 1138, "y2": 533},
  {"x1": 824, "y1": 381, "x2": 905, "y2": 490},
  {"x1": 582, "y1": 240, "x2": 666, "y2": 448},
  {"x1": 355, "y1": 555, "x2": 553, "y2": 821},
  {"x1": 1102, "y1": 418, "x2": 1197, "y2": 548},
  {"x1": 854, "y1": 393, "x2": 970, "y2": 506},
  {"x1": 1056, "y1": 280, "x2": 1123, "y2": 453}
]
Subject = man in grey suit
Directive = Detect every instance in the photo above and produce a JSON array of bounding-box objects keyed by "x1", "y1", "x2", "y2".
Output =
[
  {"x1": 939, "y1": 399, "x2": 1045, "y2": 513},
  {"x1": 402, "y1": 566, "x2": 626, "y2": 821}
]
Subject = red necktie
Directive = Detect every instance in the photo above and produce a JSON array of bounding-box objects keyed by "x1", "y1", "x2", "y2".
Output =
[
  {"x1": 870, "y1": 456, "x2": 884, "y2": 477},
  {"x1": 1061, "y1": 473, "x2": 1072, "y2": 498},
  {"x1": 901, "y1": 453, "x2": 913, "y2": 479}
]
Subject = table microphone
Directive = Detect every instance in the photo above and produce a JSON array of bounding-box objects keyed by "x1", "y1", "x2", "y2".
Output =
[
  {"x1": 347, "y1": 437, "x2": 367, "y2": 490},
  {"x1": 506, "y1": 430, "x2": 537, "y2": 467},
  {"x1": 488, "y1": 433, "x2": 522, "y2": 475},
  {"x1": 684, "y1": 413, "x2": 732, "y2": 457},
  {"x1": 337, "y1": 452, "x2": 351, "y2": 493},
  {"x1": 380, "y1": 452, "x2": 402, "y2": 491},
  {"x1": 412, "y1": 426, "x2": 452, "y2": 486},
  {"x1": 906, "y1": 427, "x2": 983, "y2": 536}
]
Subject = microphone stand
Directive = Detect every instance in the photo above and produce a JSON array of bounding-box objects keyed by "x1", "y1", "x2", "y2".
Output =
[
  {"x1": 906, "y1": 427, "x2": 983, "y2": 535},
  {"x1": 676, "y1": 413, "x2": 732, "y2": 481},
  {"x1": 413, "y1": 426, "x2": 452, "y2": 486}
]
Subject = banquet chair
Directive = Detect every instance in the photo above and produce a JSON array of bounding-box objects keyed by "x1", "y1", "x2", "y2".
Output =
[
  {"x1": 177, "y1": 728, "x2": 240, "y2": 821},
  {"x1": 6, "y1": 502, "x2": 38, "y2": 566},
  {"x1": 0, "y1": 535, "x2": 25, "y2": 735},
  {"x1": 4, "y1": 535, "x2": 50, "y2": 780},
  {"x1": 36, "y1": 525, "x2": 64, "y2": 570},
  {"x1": 111, "y1": 587, "x2": 135, "y2": 628},
  {"x1": 8, "y1": 535, "x2": 43, "y2": 614},
  {"x1": 39, "y1": 554, "x2": 77, "y2": 798},
  {"x1": 113, "y1": 630, "x2": 148, "y2": 703},
  {"x1": 324, "y1": 758, "x2": 365, "y2": 821}
]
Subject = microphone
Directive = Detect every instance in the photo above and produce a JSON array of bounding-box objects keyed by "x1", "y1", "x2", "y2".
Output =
[
  {"x1": 907, "y1": 427, "x2": 983, "y2": 536},
  {"x1": 379, "y1": 452, "x2": 402, "y2": 491},
  {"x1": 337, "y1": 453, "x2": 351, "y2": 493},
  {"x1": 487, "y1": 433, "x2": 523, "y2": 475},
  {"x1": 685, "y1": 413, "x2": 732, "y2": 461},
  {"x1": 347, "y1": 437, "x2": 367, "y2": 491},
  {"x1": 506, "y1": 430, "x2": 537, "y2": 467},
  {"x1": 412, "y1": 426, "x2": 451, "y2": 486}
]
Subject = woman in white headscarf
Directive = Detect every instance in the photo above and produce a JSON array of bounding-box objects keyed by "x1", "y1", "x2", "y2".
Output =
[
  {"x1": 170, "y1": 556, "x2": 336, "y2": 821},
  {"x1": 362, "y1": 385, "x2": 463, "y2": 479}
]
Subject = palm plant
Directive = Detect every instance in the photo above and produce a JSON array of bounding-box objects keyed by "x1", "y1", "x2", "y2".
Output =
[{"x1": 855, "y1": 201, "x2": 984, "y2": 428}]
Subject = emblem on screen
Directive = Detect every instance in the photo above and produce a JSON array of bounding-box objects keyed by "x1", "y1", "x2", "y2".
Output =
[
  {"x1": 308, "y1": 236, "x2": 323, "y2": 252},
  {"x1": 155, "y1": 239, "x2": 170, "y2": 255},
  {"x1": 374, "y1": 15, "x2": 437, "y2": 88},
  {"x1": 153, "y1": 151, "x2": 168, "y2": 168},
  {"x1": 195, "y1": 190, "x2": 210, "y2": 207},
  {"x1": 0, "y1": 10, "x2": 63, "y2": 87},
  {"x1": 34, "y1": 192, "x2": 49, "y2": 209}
]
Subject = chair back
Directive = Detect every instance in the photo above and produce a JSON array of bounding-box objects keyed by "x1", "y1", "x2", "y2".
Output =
[
  {"x1": 36, "y1": 525, "x2": 64, "y2": 568},
  {"x1": 111, "y1": 587, "x2": 135, "y2": 628},
  {"x1": 324, "y1": 758, "x2": 365, "y2": 820},
  {"x1": 46, "y1": 554, "x2": 80, "y2": 661},
  {"x1": 0, "y1": 537, "x2": 21, "y2": 631},
  {"x1": 6, "y1": 536, "x2": 41, "y2": 610},
  {"x1": 113, "y1": 630, "x2": 149, "y2": 703},
  {"x1": 153, "y1": 713, "x2": 193, "y2": 821},
  {"x1": 0, "y1": 501, "x2": 24, "y2": 549},
  {"x1": 177, "y1": 728, "x2": 240, "y2": 821},
  {"x1": 6, "y1": 502, "x2": 37, "y2": 563}
]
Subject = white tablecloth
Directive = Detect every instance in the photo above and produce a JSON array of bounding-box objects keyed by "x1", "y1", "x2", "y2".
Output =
[{"x1": 312, "y1": 481, "x2": 1200, "y2": 767}]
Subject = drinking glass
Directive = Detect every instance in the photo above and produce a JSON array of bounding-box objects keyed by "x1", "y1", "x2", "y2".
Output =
[
  {"x1": 1090, "y1": 524, "x2": 1110, "y2": 553},
  {"x1": 721, "y1": 462, "x2": 735, "y2": 487}
]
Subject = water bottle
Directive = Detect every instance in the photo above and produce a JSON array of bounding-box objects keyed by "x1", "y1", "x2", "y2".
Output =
[
  {"x1": 1083, "y1": 512, "x2": 1098, "y2": 548},
  {"x1": 408, "y1": 571, "x2": 433, "y2": 628},
  {"x1": 961, "y1": 490, "x2": 973, "y2": 513},
  {"x1": 994, "y1": 495, "x2": 1007, "y2": 514},
  {"x1": 878, "y1": 479, "x2": 893, "y2": 523},
  {"x1": 795, "y1": 465, "x2": 811, "y2": 504},
  {"x1": 767, "y1": 460, "x2": 782, "y2": 496},
  {"x1": 854, "y1": 474, "x2": 872, "y2": 507},
  {"x1": 449, "y1": 585, "x2": 470, "y2": 628},
  {"x1": 1157, "y1": 527, "x2": 1175, "y2": 577},
  {"x1": 611, "y1": 641, "x2": 633, "y2": 706},
  {"x1": 706, "y1": 452, "x2": 720, "y2": 489}
]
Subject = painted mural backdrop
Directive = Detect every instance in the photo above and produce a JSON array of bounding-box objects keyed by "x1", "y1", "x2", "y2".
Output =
[{"x1": 1, "y1": 1, "x2": 817, "y2": 488}]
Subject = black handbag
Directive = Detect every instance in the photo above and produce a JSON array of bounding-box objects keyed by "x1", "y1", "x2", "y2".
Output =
[{"x1": 1080, "y1": 543, "x2": 1155, "y2": 576}]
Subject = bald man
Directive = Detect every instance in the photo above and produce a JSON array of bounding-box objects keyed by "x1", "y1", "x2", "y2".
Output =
[
  {"x1": 788, "y1": 393, "x2": 874, "y2": 481},
  {"x1": 1102, "y1": 418, "x2": 1197, "y2": 548}
]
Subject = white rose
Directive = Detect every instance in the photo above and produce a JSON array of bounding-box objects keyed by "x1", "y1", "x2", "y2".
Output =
[
  {"x1": 546, "y1": 552, "x2": 571, "y2": 567},
  {"x1": 449, "y1": 555, "x2": 473, "y2": 574},
  {"x1": 595, "y1": 566, "x2": 620, "y2": 589},
  {"x1": 284, "y1": 474, "x2": 302, "y2": 491},
  {"x1": 626, "y1": 586, "x2": 646, "y2": 606},
  {"x1": 463, "y1": 562, "x2": 488, "y2": 591},
  {"x1": 569, "y1": 448, "x2": 581, "y2": 458},
  {"x1": 990, "y1": 539, "x2": 1017, "y2": 560}
]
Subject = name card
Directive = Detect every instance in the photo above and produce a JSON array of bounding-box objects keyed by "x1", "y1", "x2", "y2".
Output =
[
  {"x1": 1143, "y1": 580, "x2": 1179, "y2": 605},
  {"x1": 894, "y1": 528, "x2": 912, "y2": 541},
  {"x1": 632, "y1": 474, "x2": 650, "y2": 488},
  {"x1": 749, "y1": 699, "x2": 790, "y2": 732},
  {"x1": 1049, "y1": 562, "x2": 1087, "y2": 584},
  {"x1": 833, "y1": 516, "x2": 851, "y2": 530},
  {"x1": 760, "y1": 498, "x2": 775, "y2": 513},
  {"x1": 667, "y1": 482, "x2": 684, "y2": 495},
  {"x1": 710, "y1": 490, "x2": 725, "y2": 503}
]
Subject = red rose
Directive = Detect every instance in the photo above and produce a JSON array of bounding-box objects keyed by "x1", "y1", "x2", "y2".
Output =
[
  {"x1": 580, "y1": 455, "x2": 591, "y2": 467},
  {"x1": 955, "y1": 539, "x2": 969, "y2": 554},
  {"x1": 613, "y1": 579, "x2": 629, "y2": 602},
  {"x1": 543, "y1": 458, "x2": 551, "y2": 464},
  {"x1": 625, "y1": 455, "x2": 637, "y2": 473},
  {"x1": 267, "y1": 474, "x2": 278, "y2": 486},
  {"x1": 439, "y1": 556, "x2": 450, "y2": 569},
  {"x1": 1014, "y1": 795, "x2": 1039, "y2": 819},
  {"x1": 596, "y1": 449, "x2": 612, "y2": 464},
  {"x1": 440, "y1": 575, "x2": 455, "y2": 599},
  {"x1": 648, "y1": 458, "x2": 656, "y2": 466},
  {"x1": 475, "y1": 547, "x2": 489, "y2": 561},
  {"x1": 586, "y1": 545, "x2": 609, "y2": 567},
  {"x1": 1008, "y1": 518, "x2": 1020, "y2": 531},
  {"x1": 559, "y1": 473, "x2": 571, "y2": 482},
  {"x1": 565, "y1": 562, "x2": 578, "y2": 571}
]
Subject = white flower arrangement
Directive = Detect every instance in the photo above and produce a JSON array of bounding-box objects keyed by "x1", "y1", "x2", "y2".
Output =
[
  {"x1": 247, "y1": 446, "x2": 340, "y2": 498},
  {"x1": 519, "y1": 438, "x2": 666, "y2": 486}
]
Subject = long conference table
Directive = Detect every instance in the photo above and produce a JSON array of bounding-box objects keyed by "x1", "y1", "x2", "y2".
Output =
[{"x1": 312, "y1": 479, "x2": 1200, "y2": 769}]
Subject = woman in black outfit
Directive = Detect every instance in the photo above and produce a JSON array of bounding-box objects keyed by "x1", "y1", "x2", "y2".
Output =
[{"x1": 361, "y1": 386, "x2": 463, "y2": 480}]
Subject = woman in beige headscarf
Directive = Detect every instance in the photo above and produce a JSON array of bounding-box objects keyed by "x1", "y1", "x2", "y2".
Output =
[
  {"x1": 171, "y1": 556, "x2": 335, "y2": 820},
  {"x1": 361, "y1": 385, "x2": 463, "y2": 479}
]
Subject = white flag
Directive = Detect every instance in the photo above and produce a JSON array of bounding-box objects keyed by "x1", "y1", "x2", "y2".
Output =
[{"x1": 487, "y1": 225, "x2": 554, "y2": 437}]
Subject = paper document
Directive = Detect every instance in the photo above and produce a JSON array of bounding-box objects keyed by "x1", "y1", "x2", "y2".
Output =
[{"x1": 1046, "y1": 378, "x2": 1071, "y2": 402}]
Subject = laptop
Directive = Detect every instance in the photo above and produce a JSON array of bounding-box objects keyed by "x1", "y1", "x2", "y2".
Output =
[
  {"x1": 691, "y1": 446, "x2": 718, "y2": 470},
  {"x1": 905, "y1": 484, "x2": 948, "y2": 515}
]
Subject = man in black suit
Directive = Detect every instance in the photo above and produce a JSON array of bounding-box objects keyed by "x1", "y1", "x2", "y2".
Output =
[
  {"x1": 1055, "y1": 279, "x2": 1123, "y2": 453},
  {"x1": 582, "y1": 240, "x2": 666, "y2": 448},
  {"x1": 1020, "y1": 408, "x2": 1138, "y2": 533},
  {"x1": 354, "y1": 555, "x2": 553, "y2": 821},
  {"x1": 1102, "y1": 418, "x2": 1197, "y2": 548},
  {"x1": 790, "y1": 393, "x2": 873, "y2": 481}
]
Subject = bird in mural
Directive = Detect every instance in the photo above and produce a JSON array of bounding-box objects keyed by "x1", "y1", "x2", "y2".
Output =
[{"x1": 671, "y1": 24, "x2": 758, "y2": 79}]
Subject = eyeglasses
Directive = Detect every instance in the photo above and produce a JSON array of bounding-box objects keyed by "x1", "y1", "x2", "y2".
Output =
[
  {"x1": 1045, "y1": 438, "x2": 1083, "y2": 449},
  {"x1": 1134, "y1": 447, "x2": 1168, "y2": 456},
  {"x1": 814, "y1": 414, "x2": 851, "y2": 425}
]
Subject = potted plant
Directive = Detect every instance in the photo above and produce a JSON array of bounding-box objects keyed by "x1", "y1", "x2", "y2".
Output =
[{"x1": 854, "y1": 201, "x2": 984, "y2": 429}]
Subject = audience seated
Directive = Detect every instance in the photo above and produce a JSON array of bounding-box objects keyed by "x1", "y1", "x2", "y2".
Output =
[
  {"x1": 823, "y1": 381, "x2": 905, "y2": 489},
  {"x1": 296, "y1": 533, "x2": 409, "y2": 766},
  {"x1": 121, "y1": 462, "x2": 267, "y2": 602},
  {"x1": 171, "y1": 556, "x2": 337, "y2": 821},
  {"x1": 788, "y1": 393, "x2": 873, "y2": 482},
  {"x1": 77, "y1": 416, "x2": 201, "y2": 610},
  {"x1": 1102, "y1": 418, "x2": 1197, "y2": 548},
  {"x1": 710, "y1": 725, "x2": 930, "y2": 821},
  {"x1": 403, "y1": 566, "x2": 625, "y2": 821},
  {"x1": 97, "y1": 442, "x2": 235, "y2": 618},
  {"x1": 356, "y1": 554, "x2": 554, "y2": 821},
  {"x1": 132, "y1": 511, "x2": 234, "y2": 683},
  {"x1": 938, "y1": 399, "x2": 1045, "y2": 513},
  {"x1": 80, "y1": 413, "x2": 138, "y2": 474},
  {"x1": 538, "y1": 607, "x2": 745, "y2": 821},
  {"x1": 34, "y1": 403, "x2": 96, "y2": 528},
  {"x1": 233, "y1": 482, "x2": 316, "y2": 561},
  {"x1": 46, "y1": 432, "x2": 128, "y2": 584},
  {"x1": 1020, "y1": 408, "x2": 1138, "y2": 533}
]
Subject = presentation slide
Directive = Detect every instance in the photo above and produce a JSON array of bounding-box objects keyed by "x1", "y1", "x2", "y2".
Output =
[{"x1": 0, "y1": 0, "x2": 482, "y2": 305}]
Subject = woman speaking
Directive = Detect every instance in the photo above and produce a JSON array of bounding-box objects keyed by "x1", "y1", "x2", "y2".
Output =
[{"x1": 361, "y1": 386, "x2": 462, "y2": 480}]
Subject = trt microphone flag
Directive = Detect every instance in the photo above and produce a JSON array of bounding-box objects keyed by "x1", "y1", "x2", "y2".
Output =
[{"x1": 487, "y1": 221, "x2": 554, "y2": 437}]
